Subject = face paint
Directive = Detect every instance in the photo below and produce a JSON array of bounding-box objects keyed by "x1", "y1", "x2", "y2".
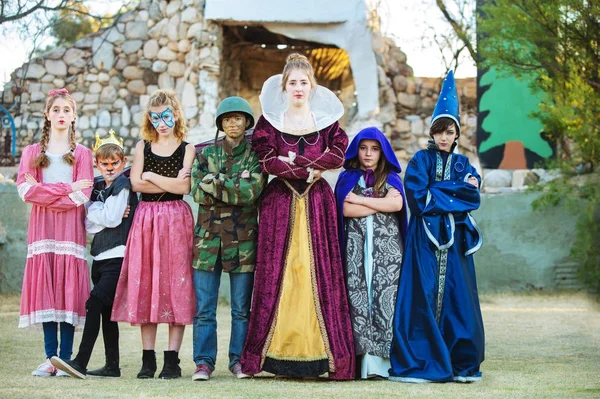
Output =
[
  {"x1": 95, "y1": 156, "x2": 126, "y2": 186},
  {"x1": 148, "y1": 108, "x2": 175, "y2": 129},
  {"x1": 221, "y1": 112, "x2": 247, "y2": 143}
]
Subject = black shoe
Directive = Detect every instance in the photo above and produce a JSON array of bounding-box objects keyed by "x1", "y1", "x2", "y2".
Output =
[
  {"x1": 87, "y1": 365, "x2": 121, "y2": 378},
  {"x1": 158, "y1": 350, "x2": 181, "y2": 379},
  {"x1": 50, "y1": 357, "x2": 86, "y2": 380},
  {"x1": 137, "y1": 350, "x2": 157, "y2": 379}
]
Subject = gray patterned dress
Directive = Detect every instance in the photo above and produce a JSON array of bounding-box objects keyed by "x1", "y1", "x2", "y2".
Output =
[{"x1": 344, "y1": 182, "x2": 403, "y2": 359}]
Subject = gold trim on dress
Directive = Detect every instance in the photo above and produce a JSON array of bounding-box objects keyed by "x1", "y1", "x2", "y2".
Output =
[
  {"x1": 283, "y1": 178, "x2": 316, "y2": 199},
  {"x1": 304, "y1": 195, "x2": 335, "y2": 372},
  {"x1": 265, "y1": 353, "x2": 328, "y2": 362},
  {"x1": 260, "y1": 194, "x2": 297, "y2": 368}
]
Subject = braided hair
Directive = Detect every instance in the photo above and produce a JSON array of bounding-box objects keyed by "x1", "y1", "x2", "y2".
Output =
[
  {"x1": 33, "y1": 88, "x2": 77, "y2": 168},
  {"x1": 33, "y1": 118, "x2": 52, "y2": 168},
  {"x1": 63, "y1": 120, "x2": 76, "y2": 165}
]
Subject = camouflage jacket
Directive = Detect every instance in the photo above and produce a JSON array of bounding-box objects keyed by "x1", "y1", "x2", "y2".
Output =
[{"x1": 191, "y1": 137, "x2": 266, "y2": 273}]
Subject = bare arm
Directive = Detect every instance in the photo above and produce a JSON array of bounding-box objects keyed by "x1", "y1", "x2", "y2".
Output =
[
  {"x1": 343, "y1": 202, "x2": 377, "y2": 217},
  {"x1": 130, "y1": 140, "x2": 165, "y2": 194},
  {"x1": 142, "y1": 143, "x2": 194, "y2": 195},
  {"x1": 345, "y1": 189, "x2": 404, "y2": 213}
]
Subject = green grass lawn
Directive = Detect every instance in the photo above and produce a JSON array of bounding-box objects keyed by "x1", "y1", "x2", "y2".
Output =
[{"x1": 0, "y1": 292, "x2": 599, "y2": 398}]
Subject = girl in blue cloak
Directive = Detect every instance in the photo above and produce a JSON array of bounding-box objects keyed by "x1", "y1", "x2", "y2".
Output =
[
  {"x1": 388, "y1": 71, "x2": 484, "y2": 383},
  {"x1": 335, "y1": 126, "x2": 408, "y2": 379}
]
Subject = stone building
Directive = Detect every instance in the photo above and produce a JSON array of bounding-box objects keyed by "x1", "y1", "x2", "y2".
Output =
[
  {"x1": 2, "y1": 1, "x2": 581, "y2": 294},
  {"x1": 1, "y1": 0, "x2": 478, "y2": 171}
]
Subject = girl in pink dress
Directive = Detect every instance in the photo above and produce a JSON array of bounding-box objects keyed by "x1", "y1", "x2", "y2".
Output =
[
  {"x1": 17, "y1": 88, "x2": 94, "y2": 377},
  {"x1": 111, "y1": 90, "x2": 196, "y2": 379}
]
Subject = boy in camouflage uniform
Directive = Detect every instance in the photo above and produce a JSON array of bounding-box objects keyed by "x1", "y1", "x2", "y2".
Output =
[{"x1": 190, "y1": 96, "x2": 266, "y2": 381}]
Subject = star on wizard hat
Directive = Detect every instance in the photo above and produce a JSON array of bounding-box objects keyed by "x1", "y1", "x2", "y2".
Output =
[{"x1": 431, "y1": 70, "x2": 461, "y2": 136}]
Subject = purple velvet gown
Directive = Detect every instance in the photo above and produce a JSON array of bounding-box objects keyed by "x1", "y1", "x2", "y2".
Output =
[{"x1": 240, "y1": 116, "x2": 355, "y2": 380}]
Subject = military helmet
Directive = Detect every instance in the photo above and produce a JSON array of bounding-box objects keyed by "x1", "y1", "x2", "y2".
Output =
[{"x1": 215, "y1": 96, "x2": 255, "y2": 132}]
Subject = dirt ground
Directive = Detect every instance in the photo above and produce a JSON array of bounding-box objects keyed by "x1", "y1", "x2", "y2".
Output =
[{"x1": 0, "y1": 292, "x2": 599, "y2": 398}]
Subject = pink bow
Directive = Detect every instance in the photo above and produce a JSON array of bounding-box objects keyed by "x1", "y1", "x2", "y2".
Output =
[{"x1": 48, "y1": 88, "x2": 70, "y2": 96}]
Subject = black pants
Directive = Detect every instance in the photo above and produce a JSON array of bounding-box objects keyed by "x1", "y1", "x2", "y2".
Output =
[{"x1": 74, "y1": 257, "x2": 122, "y2": 369}]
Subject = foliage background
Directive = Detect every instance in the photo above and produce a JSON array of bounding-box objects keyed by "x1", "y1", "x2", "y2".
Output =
[{"x1": 478, "y1": 0, "x2": 600, "y2": 293}]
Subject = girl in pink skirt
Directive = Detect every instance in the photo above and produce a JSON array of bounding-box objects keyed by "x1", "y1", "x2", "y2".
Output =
[
  {"x1": 17, "y1": 88, "x2": 94, "y2": 376},
  {"x1": 111, "y1": 90, "x2": 196, "y2": 379}
]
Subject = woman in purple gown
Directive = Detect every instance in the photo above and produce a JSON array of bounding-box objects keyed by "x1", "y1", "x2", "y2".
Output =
[{"x1": 240, "y1": 53, "x2": 355, "y2": 380}]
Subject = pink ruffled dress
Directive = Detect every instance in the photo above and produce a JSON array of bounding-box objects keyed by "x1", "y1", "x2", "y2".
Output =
[
  {"x1": 111, "y1": 141, "x2": 195, "y2": 325},
  {"x1": 17, "y1": 144, "x2": 94, "y2": 328}
]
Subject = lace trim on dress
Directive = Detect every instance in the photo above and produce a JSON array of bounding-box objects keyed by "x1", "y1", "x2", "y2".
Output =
[
  {"x1": 17, "y1": 182, "x2": 32, "y2": 201},
  {"x1": 27, "y1": 239, "x2": 86, "y2": 260},
  {"x1": 19, "y1": 310, "x2": 85, "y2": 328},
  {"x1": 68, "y1": 190, "x2": 88, "y2": 206}
]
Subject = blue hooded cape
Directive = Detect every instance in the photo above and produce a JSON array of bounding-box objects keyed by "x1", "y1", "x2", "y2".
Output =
[{"x1": 334, "y1": 126, "x2": 408, "y2": 254}]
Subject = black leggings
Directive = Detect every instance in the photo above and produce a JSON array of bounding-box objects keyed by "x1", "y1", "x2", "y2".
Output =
[{"x1": 74, "y1": 258, "x2": 122, "y2": 368}]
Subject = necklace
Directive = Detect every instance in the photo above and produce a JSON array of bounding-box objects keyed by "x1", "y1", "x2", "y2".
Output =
[
  {"x1": 279, "y1": 130, "x2": 321, "y2": 147},
  {"x1": 284, "y1": 111, "x2": 312, "y2": 131}
]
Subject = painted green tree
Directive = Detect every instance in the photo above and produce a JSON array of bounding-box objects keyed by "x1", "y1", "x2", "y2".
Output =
[
  {"x1": 479, "y1": 68, "x2": 552, "y2": 158},
  {"x1": 479, "y1": 0, "x2": 600, "y2": 167}
]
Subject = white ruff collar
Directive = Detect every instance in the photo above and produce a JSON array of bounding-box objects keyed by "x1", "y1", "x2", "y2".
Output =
[{"x1": 259, "y1": 74, "x2": 344, "y2": 131}]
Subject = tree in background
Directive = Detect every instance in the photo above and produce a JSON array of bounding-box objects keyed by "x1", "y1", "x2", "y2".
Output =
[
  {"x1": 435, "y1": 0, "x2": 599, "y2": 292},
  {"x1": 49, "y1": 3, "x2": 101, "y2": 47},
  {"x1": 477, "y1": 0, "x2": 600, "y2": 293},
  {"x1": 1, "y1": 0, "x2": 132, "y2": 63},
  {"x1": 1, "y1": 0, "x2": 132, "y2": 120},
  {"x1": 0, "y1": 0, "x2": 122, "y2": 26},
  {"x1": 479, "y1": 0, "x2": 600, "y2": 169},
  {"x1": 433, "y1": 0, "x2": 477, "y2": 67}
]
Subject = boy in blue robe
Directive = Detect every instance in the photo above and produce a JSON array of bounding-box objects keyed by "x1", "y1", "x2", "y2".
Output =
[{"x1": 389, "y1": 71, "x2": 485, "y2": 383}]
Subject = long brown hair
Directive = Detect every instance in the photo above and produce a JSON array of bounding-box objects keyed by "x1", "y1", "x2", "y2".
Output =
[
  {"x1": 34, "y1": 88, "x2": 77, "y2": 168},
  {"x1": 281, "y1": 53, "x2": 317, "y2": 91},
  {"x1": 140, "y1": 90, "x2": 187, "y2": 142},
  {"x1": 347, "y1": 147, "x2": 391, "y2": 197}
]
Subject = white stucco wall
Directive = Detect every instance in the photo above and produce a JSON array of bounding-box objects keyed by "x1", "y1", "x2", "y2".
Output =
[
  {"x1": 205, "y1": 0, "x2": 360, "y2": 23},
  {"x1": 205, "y1": 0, "x2": 379, "y2": 119}
]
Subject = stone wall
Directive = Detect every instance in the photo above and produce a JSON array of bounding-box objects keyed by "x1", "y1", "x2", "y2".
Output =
[
  {"x1": 1, "y1": 0, "x2": 479, "y2": 173},
  {"x1": 474, "y1": 193, "x2": 580, "y2": 291},
  {"x1": 2, "y1": 0, "x2": 220, "y2": 156},
  {"x1": 1, "y1": 1, "x2": 477, "y2": 157},
  {"x1": 371, "y1": 34, "x2": 479, "y2": 172},
  {"x1": 0, "y1": 175, "x2": 29, "y2": 293}
]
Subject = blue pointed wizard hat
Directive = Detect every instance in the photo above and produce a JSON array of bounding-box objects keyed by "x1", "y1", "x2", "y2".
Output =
[{"x1": 431, "y1": 70, "x2": 460, "y2": 136}]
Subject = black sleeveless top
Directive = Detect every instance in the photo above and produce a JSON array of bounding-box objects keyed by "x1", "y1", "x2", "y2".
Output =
[{"x1": 141, "y1": 140, "x2": 187, "y2": 202}]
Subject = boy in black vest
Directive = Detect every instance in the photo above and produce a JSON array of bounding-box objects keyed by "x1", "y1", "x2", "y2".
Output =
[{"x1": 52, "y1": 130, "x2": 138, "y2": 379}]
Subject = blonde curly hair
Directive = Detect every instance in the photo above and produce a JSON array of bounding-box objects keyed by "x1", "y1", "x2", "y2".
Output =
[{"x1": 141, "y1": 90, "x2": 187, "y2": 142}]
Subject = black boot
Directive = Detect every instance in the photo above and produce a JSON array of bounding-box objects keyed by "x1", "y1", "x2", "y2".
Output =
[
  {"x1": 87, "y1": 364, "x2": 121, "y2": 378},
  {"x1": 158, "y1": 350, "x2": 181, "y2": 379},
  {"x1": 136, "y1": 350, "x2": 157, "y2": 379},
  {"x1": 50, "y1": 357, "x2": 86, "y2": 379},
  {"x1": 88, "y1": 347, "x2": 121, "y2": 378}
]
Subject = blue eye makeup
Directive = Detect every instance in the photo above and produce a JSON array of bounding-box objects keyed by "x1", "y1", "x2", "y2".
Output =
[{"x1": 149, "y1": 108, "x2": 175, "y2": 129}]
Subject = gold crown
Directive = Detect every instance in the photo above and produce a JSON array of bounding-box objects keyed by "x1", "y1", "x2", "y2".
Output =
[{"x1": 93, "y1": 129, "x2": 124, "y2": 152}]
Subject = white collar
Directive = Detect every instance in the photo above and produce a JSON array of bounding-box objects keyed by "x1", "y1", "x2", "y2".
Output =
[{"x1": 259, "y1": 74, "x2": 344, "y2": 131}]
